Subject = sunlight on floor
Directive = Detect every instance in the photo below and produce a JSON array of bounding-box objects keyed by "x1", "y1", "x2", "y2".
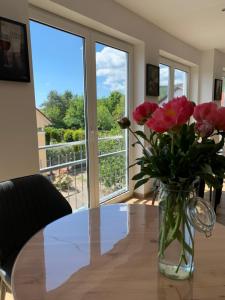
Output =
[
  {"x1": 126, "y1": 183, "x2": 225, "y2": 227},
  {"x1": 6, "y1": 293, "x2": 13, "y2": 300}
]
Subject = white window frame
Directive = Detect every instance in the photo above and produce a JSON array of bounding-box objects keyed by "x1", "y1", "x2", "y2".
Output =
[
  {"x1": 160, "y1": 57, "x2": 190, "y2": 101},
  {"x1": 29, "y1": 6, "x2": 134, "y2": 208}
]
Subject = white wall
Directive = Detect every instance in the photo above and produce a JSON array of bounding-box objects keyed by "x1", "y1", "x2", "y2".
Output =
[
  {"x1": 199, "y1": 49, "x2": 225, "y2": 103},
  {"x1": 0, "y1": 0, "x2": 39, "y2": 181},
  {"x1": 213, "y1": 49, "x2": 225, "y2": 79},
  {"x1": 199, "y1": 50, "x2": 215, "y2": 102},
  {"x1": 48, "y1": 0, "x2": 201, "y2": 65}
]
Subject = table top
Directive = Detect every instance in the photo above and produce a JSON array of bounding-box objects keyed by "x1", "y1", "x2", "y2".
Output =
[{"x1": 12, "y1": 204, "x2": 225, "y2": 300}]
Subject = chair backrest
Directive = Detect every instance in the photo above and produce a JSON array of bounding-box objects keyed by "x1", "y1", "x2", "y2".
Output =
[{"x1": 0, "y1": 174, "x2": 72, "y2": 266}]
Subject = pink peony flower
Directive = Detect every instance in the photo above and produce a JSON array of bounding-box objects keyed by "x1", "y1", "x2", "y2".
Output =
[
  {"x1": 193, "y1": 102, "x2": 218, "y2": 124},
  {"x1": 193, "y1": 102, "x2": 218, "y2": 136},
  {"x1": 215, "y1": 107, "x2": 225, "y2": 131},
  {"x1": 195, "y1": 121, "x2": 214, "y2": 138},
  {"x1": 133, "y1": 101, "x2": 158, "y2": 125},
  {"x1": 146, "y1": 96, "x2": 194, "y2": 133}
]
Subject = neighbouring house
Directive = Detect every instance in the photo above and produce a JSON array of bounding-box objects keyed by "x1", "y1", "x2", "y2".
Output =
[{"x1": 36, "y1": 108, "x2": 52, "y2": 169}]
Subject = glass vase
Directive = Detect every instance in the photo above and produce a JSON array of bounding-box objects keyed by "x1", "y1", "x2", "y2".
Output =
[
  {"x1": 158, "y1": 184, "x2": 195, "y2": 280},
  {"x1": 158, "y1": 183, "x2": 216, "y2": 280}
]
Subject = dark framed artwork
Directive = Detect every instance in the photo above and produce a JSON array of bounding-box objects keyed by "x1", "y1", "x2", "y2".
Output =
[
  {"x1": 146, "y1": 64, "x2": 159, "y2": 96},
  {"x1": 0, "y1": 16, "x2": 30, "y2": 82},
  {"x1": 214, "y1": 79, "x2": 223, "y2": 101}
]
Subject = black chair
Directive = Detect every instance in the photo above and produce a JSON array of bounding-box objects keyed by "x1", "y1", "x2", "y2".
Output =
[{"x1": 0, "y1": 174, "x2": 72, "y2": 299}]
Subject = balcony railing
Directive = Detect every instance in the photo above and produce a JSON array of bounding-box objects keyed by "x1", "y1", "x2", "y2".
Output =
[{"x1": 39, "y1": 135, "x2": 128, "y2": 210}]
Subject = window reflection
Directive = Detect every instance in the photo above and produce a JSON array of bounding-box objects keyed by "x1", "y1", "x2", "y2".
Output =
[
  {"x1": 43, "y1": 205, "x2": 130, "y2": 292},
  {"x1": 100, "y1": 205, "x2": 129, "y2": 255},
  {"x1": 174, "y1": 69, "x2": 188, "y2": 97},
  {"x1": 44, "y1": 211, "x2": 90, "y2": 291},
  {"x1": 159, "y1": 64, "x2": 169, "y2": 103}
]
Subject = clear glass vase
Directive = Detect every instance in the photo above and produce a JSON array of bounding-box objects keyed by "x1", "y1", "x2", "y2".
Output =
[{"x1": 158, "y1": 183, "x2": 216, "y2": 280}]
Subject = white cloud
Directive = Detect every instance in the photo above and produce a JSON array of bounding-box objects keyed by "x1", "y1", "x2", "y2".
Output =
[
  {"x1": 159, "y1": 64, "x2": 186, "y2": 85},
  {"x1": 96, "y1": 47, "x2": 127, "y2": 92},
  {"x1": 159, "y1": 65, "x2": 169, "y2": 86}
]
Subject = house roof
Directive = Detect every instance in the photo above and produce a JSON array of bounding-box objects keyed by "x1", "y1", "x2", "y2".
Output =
[{"x1": 36, "y1": 108, "x2": 52, "y2": 123}]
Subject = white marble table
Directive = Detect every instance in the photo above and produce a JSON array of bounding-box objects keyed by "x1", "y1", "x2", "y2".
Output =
[{"x1": 12, "y1": 204, "x2": 225, "y2": 300}]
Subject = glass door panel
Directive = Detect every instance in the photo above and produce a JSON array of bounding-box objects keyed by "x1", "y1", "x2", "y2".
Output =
[
  {"x1": 174, "y1": 69, "x2": 188, "y2": 97},
  {"x1": 159, "y1": 64, "x2": 169, "y2": 104},
  {"x1": 95, "y1": 42, "x2": 128, "y2": 202},
  {"x1": 30, "y1": 20, "x2": 89, "y2": 211}
]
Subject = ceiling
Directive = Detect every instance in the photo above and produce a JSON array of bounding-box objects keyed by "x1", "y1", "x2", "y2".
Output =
[{"x1": 114, "y1": 0, "x2": 225, "y2": 52}]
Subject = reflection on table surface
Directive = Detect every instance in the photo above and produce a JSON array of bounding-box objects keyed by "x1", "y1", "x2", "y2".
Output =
[{"x1": 12, "y1": 204, "x2": 225, "y2": 300}]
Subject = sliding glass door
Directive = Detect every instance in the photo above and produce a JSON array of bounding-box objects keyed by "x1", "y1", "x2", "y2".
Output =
[
  {"x1": 95, "y1": 42, "x2": 129, "y2": 202},
  {"x1": 29, "y1": 14, "x2": 132, "y2": 210},
  {"x1": 30, "y1": 20, "x2": 88, "y2": 211}
]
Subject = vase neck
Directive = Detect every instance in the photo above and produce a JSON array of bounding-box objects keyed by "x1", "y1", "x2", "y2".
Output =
[{"x1": 159, "y1": 182, "x2": 194, "y2": 194}]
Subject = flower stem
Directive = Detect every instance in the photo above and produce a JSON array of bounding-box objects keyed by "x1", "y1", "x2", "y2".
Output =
[{"x1": 128, "y1": 127, "x2": 146, "y2": 150}]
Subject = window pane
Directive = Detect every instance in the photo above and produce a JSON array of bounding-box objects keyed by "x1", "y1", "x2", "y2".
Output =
[
  {"x1": 30, "y1": 21, "x2": 89, "y2": 211},
  {"x1": 95, "y1": 43, "x2": 128, "y2": 202},
  {"x1": 159, "y1": 64, "x2": 169, "y2": 103},
  {"x1": 174, "y1": 69, "x2": 188, "y2": 97}
]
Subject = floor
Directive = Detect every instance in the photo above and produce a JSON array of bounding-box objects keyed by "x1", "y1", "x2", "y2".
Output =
[
  {"x1": 5, "y1": 184, "x2": 225, "y2": 300},
  {"x1": 126, "y1": 184, "x2": 225, "y2": 226},
  {"x1": 6, "y1": 293, "x2": 12, "y2": 300}
]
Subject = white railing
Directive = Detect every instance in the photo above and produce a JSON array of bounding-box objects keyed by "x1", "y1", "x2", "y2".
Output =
[{"x1": 39, "y1": 135, "x2": 127, "y2": 210}]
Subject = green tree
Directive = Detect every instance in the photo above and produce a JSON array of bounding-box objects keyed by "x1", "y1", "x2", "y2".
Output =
[
  {"x1": 107, "y1": 91, "x2": 123, "y2": 114},
  {"x1": 41, "y1": 90, "x2": 72, "y2": 128},
  {"x1": 112, "y1": 94, "x2": 125, "y2": 123},
  {"x1": 97, "y1": 102, "x2": 114, "y2": 130},
  {"x1": 64, "y1": 129, "x2": 74, "y2": 142},
  {"x1": 64, "y1": 96, "x2": 85, "y2": 129}
]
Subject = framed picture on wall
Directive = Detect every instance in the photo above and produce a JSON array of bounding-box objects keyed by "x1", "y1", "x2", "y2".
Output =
[
  {"x1": 146, "y1": 64, "x2": 159, "y2": 96},
  {"x1": 0, "y1": 16, "x2": 30, "y2": 82},
  {"x1": 214, "y1": 79, "x2": 223, "y2": 101}
]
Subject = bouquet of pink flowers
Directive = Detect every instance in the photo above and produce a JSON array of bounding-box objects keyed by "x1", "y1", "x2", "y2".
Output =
[
  {"x1": 119, "y1": 96, "x2": 225, "y2": 190},
  {"x1": 118, "y1": 96, "x2": 225, "y2": 279}
]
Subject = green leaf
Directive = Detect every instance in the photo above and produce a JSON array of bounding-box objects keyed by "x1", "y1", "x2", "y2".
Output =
[
  {"x1": 128, "y1": 162, "x2": 138, "y2": 169},
  {"x1": 132, "y1": 172, "x2": 145, "y2": 180},
  {"x1": 135, "y1": 130, "x2": 149, "y2": 141},
  {"x1": 201, "y1": 164, "x2": 213, "y2": 175},
  {"x1": 134, "y1": 178, "x2": 149, "y2": 190}
]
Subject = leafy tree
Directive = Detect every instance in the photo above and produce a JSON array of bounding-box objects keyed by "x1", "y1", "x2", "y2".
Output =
[
  {"x1": 112, "y1": 94, "x2": 125, "y2": 123},
  {"x1": 73, "y1": 129, "x2": 85, "y2": 141},
  {"x1": 64, "y1": 129, "x2": 74, "y2": 142},
  {"x1": 62, "y1": 90, "x2": 73, "y2": 102},
  {"x1": 64, "y1": 96, "x2": 85, "y2": 129},
  {"x1": 45, "y1": 127, "x2": 64, "y2": 144},
  {"x1": 41, "y1": 90, "x2": 72, "y2": 128},
  {"x1": 107, "y1": 91, "x2": 123, "y2": 114},
  {"x1": 97, "y1": 102, "x2": 114, "y2": 130}
]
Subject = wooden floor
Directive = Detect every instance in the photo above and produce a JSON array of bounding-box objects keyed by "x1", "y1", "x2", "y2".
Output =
[{"x1": 126, "y1": 184, "x2": 225, "y2": 226}]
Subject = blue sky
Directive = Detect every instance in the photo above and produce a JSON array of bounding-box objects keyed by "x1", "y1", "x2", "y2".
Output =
[{"x1": 30, "y1": 21, "x2": 127, "y2": 108}]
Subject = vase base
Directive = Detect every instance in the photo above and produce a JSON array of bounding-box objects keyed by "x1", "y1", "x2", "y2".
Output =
[{"x1": 159, "y1": 262, "x2": 193, "y2": 280}]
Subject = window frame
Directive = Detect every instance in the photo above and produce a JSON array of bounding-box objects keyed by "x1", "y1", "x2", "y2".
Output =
[
  {"x1": 29, "y1": 6, "x2": 134, "y2": 208},
  {"x1": 160, "y1": 57, "x2": 190, "y2": 101}
]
